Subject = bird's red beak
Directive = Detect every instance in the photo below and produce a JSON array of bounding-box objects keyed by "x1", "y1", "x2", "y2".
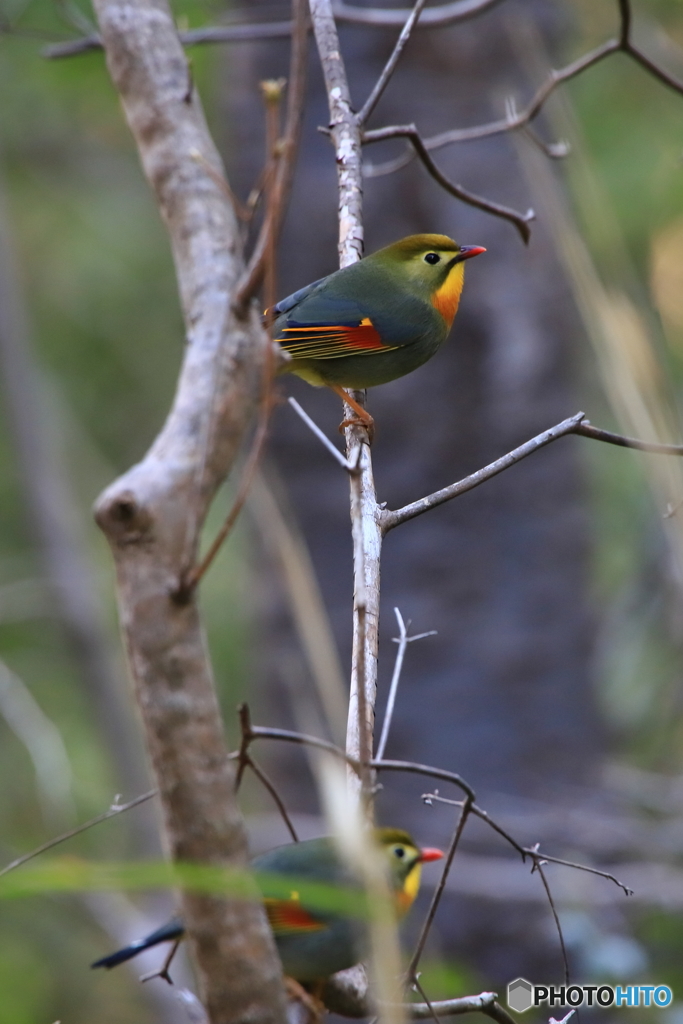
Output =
[
  {"x1": 458, "y1": 245, "x2": 486, "y2": 261},
  {"x1": 419, "y1": 847, "x2": 444, "y2": 863}
]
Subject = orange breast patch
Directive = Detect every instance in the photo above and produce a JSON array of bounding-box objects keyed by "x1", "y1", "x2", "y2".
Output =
[{"x1": 431, "y1": 264, "x2": 465, "y2": 328}]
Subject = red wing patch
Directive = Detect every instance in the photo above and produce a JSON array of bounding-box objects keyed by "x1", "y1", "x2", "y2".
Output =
[
  {"x1": 279, "y1": 319, "x2": 397, "y2": 360},
  {"x1": 264, "y1": 897, "x2": 327, "y2": 935}
]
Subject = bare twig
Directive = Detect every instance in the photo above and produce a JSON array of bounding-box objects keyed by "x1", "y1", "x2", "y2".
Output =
[
  {"x1": 234, "y1": 0, "x2": 309, "y2": 312},
  {"x1": 382, "y1": 413, "x2": 683, "y2": 533},
  {"x1": 182, "y1": 12, "x2": 310, "y2": 595},
  {"x1": 574, "y1": 420, "x2": 683, "y2": 454},
  {"x1": 43, "y1": 21, "x2": 294, "y2": 58},
  {"x1": 234, "y1": 704, "x2": 299, "y2": 842},
  {"x1": 528, "y1": 847, "x2": 569, "y2": 986},
  {"x1": 372, "y1": 759, "x2": 475, "y2": 801},
  {"x1": 364, "y1": 125, "x2": 533, "y2": 237},
  {"x1": 246, "y1": 724, "x2": 360, "y2": 771},
  {"x1": 407, "y1": 795, "x2": 473, "y2": 979},
  {"x1": 528, "y1": 853, "x2": 633, "y2": 896},
  {"x1": 287, "y1": 397, "x2": 360, "y2": 471},
  {"x1": 411, "y1": 978, "x2": 442, "y2": 1024},
  {"x1": 355, "y1": 0, "x2": 427, "y2": 126},
  {"x1": 408, "y1": 994, "x2": 513, "y2": 1023},
  {"x1": 375, "y1": 608, "x2": 436, "y2": 761},
  {"x1": 361, "y1": 124, "x2": 533, "y2": 242},
  {"x1": 425, "y1": 790, "x2": 633, "y2": 893},
  {"x1": 247, "y1": 758, "x2": 300, "y2": 843},
  {"x1": 365, "y1": 0, "x2": 683, "y2": 174},
  {"x1": 43, "y1": 0, "x2": 504, "y2": 58},
  {"x1": 381, "y1": 413, "x2": 586, "y2": 531},
  {"x1": 0, "y1": 790, "x2": 157, "y2": 878},
  {"x1": 331, "y1": 0, "x2": 504, "y2": 28}
]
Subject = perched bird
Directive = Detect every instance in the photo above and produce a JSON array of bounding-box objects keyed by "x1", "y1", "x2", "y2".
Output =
[
  {"x1": 91, "y1": 828, "x2": 443, "y2": 982},
  {"x1": 272, "y1": 234, "x2": 485, "y2": 430}
]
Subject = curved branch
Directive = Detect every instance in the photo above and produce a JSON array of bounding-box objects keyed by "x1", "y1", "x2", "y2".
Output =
[
  {"x1": 365, "y1": 0, "x2": 683, "y2": 175},
  {"x1": 332, "y1": 0, "x2": 504, "y2": 27},
  {"x1": 363, "y1": 124, "x2": 533, "y2": 242},
  {"x1": 44, "y1": 0, "x2": 504, "y2": 58}
]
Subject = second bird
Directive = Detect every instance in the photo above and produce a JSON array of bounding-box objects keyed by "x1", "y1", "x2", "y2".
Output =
[{"x1": 272, "y1": 233, "x2": 485, "y2": 430}]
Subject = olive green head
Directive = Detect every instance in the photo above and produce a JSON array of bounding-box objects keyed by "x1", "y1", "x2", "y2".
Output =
[
  {"x1": 364, "y1": 234, "x2": 486, "y2": 327},
  {"x1": 375, "y1": 827, "x2": 443, "y2": 914}
]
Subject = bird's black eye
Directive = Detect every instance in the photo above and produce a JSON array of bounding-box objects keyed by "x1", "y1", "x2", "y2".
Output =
[
  {"x1": 393, "y1": 846, "x2": 406, "y2": 859},
  {"x1": 424, "y1": 252, "x2": 441, "y2": 265}
]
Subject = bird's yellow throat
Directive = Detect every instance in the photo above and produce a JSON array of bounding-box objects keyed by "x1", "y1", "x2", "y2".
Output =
[
  {"x1": 396, "y1": 862, "x2": 423, "y2": 915},
  {"x1": 431, "y1": 262, "x2": 465, "y2": 328}
]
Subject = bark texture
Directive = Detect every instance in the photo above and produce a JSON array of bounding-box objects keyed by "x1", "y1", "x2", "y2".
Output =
[{"x1": 90, "y1": 0, "x2": 288, "y2": 1021}]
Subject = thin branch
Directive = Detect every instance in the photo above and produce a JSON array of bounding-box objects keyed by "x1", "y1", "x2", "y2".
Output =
[
  {"x1": 183, "y1": 6, "x2": 309, "y2": 593},
  {"x1": 424, "y1": 791, "x2": 634, "y2": 894},
  {"x1": 361, "y1": 124, "x2": 533, "y2": 243},
  {"x1": 234, "y1": 705, "x2": 299, "y2": 842},
  {"x1": 381, "y1": 412, "x2": 586, "y2": 531},
  {"x1": 522, "y1": 850, "x2": 633, "y2": 897},
  {"x1": 43, "y1": 21, "x2": 294, "y2": 58},
  {"x1": 43, "y1": 0, "x2": 504, "y2": 57},
  {"x1": 372, "y1": 759, "x2": 475, "y2": 801},
  {"x1": 408, "y1": 994, "x2": 514, "y2": 1023},
  {"x1": 247, "y1": 724, "x2": 361, "y2": 772},
  {"x1": 575, "y1": 420, "x2": 683, "y2": 454},
  {"x1": 528, "y1": 848, "x2": 569, "y2": 986},
  {"x1": 355, "y1": 0, "x2": 427, "y2": 126},
  {"x1": 407, "y1": 795, "x2": 473, "y2": 979},
  {"x1": 411, "y1": 978, "x2": 442, "y2": 1024},
  {"x1": 0, "y1": 790, "x2": 157, "y2": 878},
  {"x1": 382, "y1": 413, "x2": 683, "y2": 533},
  {"x1": 365, "y1": 0, "x2": 683, "y2": 173},
  {"x1": 247, "y1": 759, "x2": 300, "y2": 843},
  {"x1": 363, "y1": 40, "x2": 619, "y2": 155},
  {"x1": 234, "y1": 0, "x2": 309, "y2": 312},
  {"x1": 287, "y1": 397, "x2": 361, "y2": 471},
  {"x1": 468, "y1": 803, "x2": 526, "y2": 857},
  {"x1": 181, "y1": 386, "x2": 274, "y2": 594},
  {"x1": 331, "y1": 0, "x2": 504, "y2": 28},
  {"x1": 375, "y1": 608, "x2": 436, "y2": 761}
]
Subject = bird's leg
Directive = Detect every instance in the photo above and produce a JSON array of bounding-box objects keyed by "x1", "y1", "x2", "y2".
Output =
[
  {"x1": 284, "y1": 977, "x2": 326, "y2": 1021},
  {"x1": 328, "y1": 385, "x2": 375, "y2": 441},
  {"x1": 140, "y1": 938, "x2": 181, "y2": 986}
]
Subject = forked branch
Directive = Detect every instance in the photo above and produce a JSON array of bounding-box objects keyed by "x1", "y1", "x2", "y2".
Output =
[
  {"x1": 365, "y1": 0, "x2": 683, "y2": 176},
  {"x1": 381, "y1": 413, "x2": 683, "y2": 532}
]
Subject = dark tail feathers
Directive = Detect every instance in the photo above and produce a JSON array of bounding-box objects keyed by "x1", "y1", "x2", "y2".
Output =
[{"x1": 91, "y1": 918, "x2": 184, "y2": 969}]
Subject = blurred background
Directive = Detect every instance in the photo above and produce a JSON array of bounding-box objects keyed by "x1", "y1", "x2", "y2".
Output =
[{"x1": 2, "y1": 0, "x2": 683, "y2": 1020}]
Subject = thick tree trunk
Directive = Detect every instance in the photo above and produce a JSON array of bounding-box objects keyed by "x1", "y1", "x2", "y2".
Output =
[{"x1": 90, "y1": 0, "x2": 288, "y2": 1020}]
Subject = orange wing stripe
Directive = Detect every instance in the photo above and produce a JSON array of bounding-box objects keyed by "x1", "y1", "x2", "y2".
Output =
[
  {"x1": 281, "y1": 321, "x2": 385, "y2": 355},
  {"x1": 264, "y1": 898, "x2": 327, "y2": 934}
]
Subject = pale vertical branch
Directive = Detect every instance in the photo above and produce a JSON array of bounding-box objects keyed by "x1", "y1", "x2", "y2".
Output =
[
  {"x1": 88, "y1": 0, "x2": 288, "y2": 1022},
  {"x1": 308, "y1": 7, "x2": 401, "y2": 1024},
  {"x1": 308, "y1": 0, "x2": 383, "y2": 805}
]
